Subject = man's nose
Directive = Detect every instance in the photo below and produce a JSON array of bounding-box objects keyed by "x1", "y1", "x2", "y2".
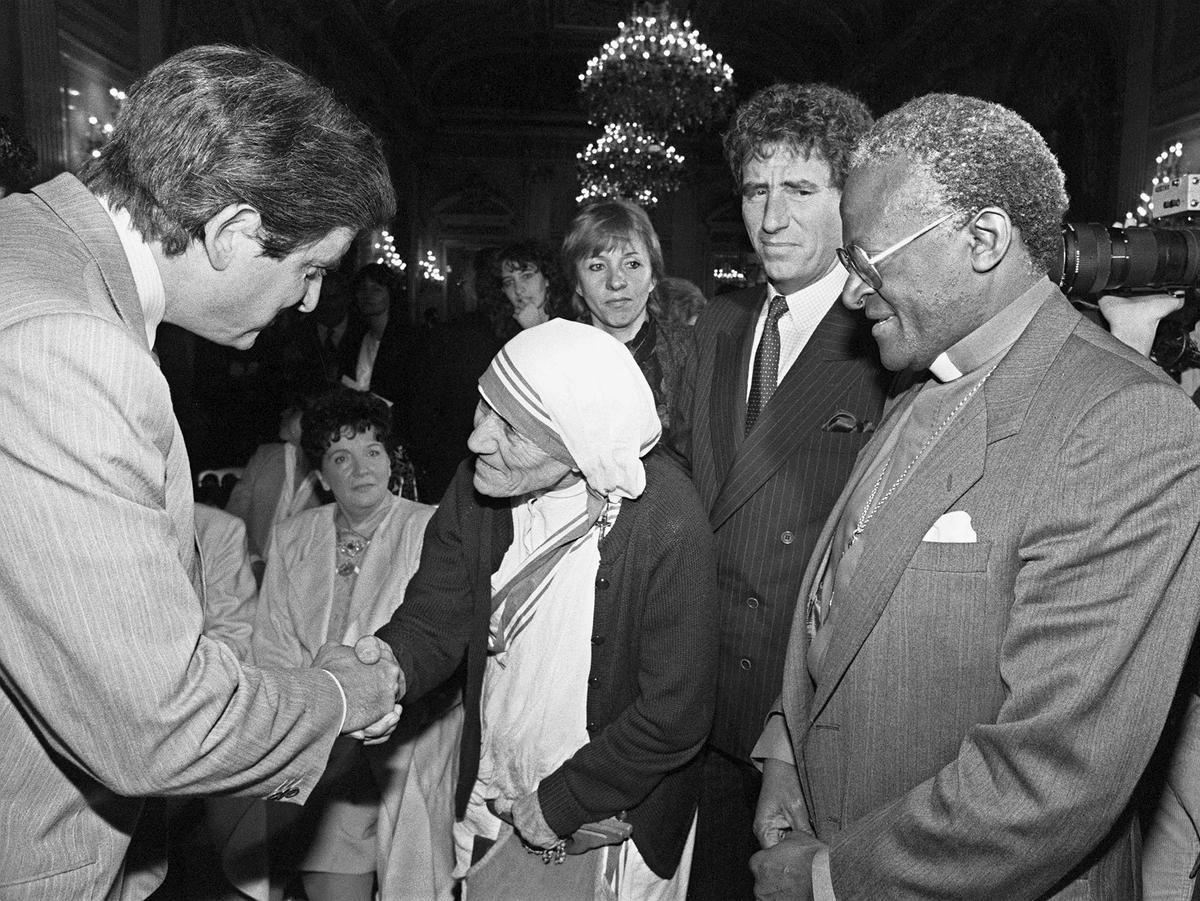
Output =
[
  {"x1": 761, "y1": 193, "x2": 788, "y2": 233},
  {"x1": 840, "y1": 269, "x2": 873, "y2": 311}
]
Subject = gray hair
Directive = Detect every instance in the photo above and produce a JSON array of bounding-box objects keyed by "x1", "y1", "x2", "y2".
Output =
[{"x1": 852, "y1": 93, "x2": 1067, "y2": 275}]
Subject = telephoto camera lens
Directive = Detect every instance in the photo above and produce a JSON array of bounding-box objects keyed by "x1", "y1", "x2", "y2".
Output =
[{"x1": 1051, "y1": 223, "x2": 1200, "y2": 295}]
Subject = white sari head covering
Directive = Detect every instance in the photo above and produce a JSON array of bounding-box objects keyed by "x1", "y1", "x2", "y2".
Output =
[{"x1": 477, "y1": 319, "x2": 661, "y2": 500}]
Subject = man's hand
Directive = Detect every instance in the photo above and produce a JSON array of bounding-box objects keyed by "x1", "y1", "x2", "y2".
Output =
[
  {"x1": 1098, "y1": 292, "x2": 1184, "y2": 357},
  {"x1": 313, "y1": 637, "x2": 401, "y2": 734},
  {"x1": 750, "y1": 832, "x2": 825, "y2": 901},
  {"x1": 755, "y1": 757, "x2": 812, "y2": 849}
]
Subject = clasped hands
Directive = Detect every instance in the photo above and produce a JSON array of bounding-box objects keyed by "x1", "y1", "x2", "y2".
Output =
[
  {"x1": 312, "y1": 636, "x2": 406, "y2": 745},
  {"x1": 750, "y1": 758, "x2": 826, "y2": 901}
]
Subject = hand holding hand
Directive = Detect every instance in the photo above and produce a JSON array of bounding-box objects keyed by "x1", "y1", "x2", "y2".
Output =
[
  {"x1": 750, "y1": 831, "x2": 824, "y2": 901},
  {"x1": 313, "y1": 638, "x2": 403, "y2": 735},
  {"x1": 1098, "y1": 292, "x2": 1184, "y2": 357},
  {"x1": 754, "y1": 757, "x2": 812, "y2": 849}
]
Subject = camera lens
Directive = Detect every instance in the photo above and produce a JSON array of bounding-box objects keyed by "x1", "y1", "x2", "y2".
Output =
[{"x1": 1053, "y1": 223, "x2": 1200, "y2": 295}]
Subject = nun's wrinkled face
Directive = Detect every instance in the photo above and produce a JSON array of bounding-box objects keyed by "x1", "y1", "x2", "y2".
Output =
[{"x1": 468, "y1": 401, "x2": 576, "y2": 497}]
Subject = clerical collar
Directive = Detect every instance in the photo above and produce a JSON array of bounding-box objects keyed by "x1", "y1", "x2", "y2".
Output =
[
  {"x1": 927, "y1": 278, "x2": 1051, "y2": 383},
  {"x1": 98, "y1": 196, "x2": 166, "y2": 349}
]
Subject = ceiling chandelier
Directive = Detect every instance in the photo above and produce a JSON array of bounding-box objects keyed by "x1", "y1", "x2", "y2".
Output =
[
  {"x1": 575, "y1": 122, "x2": 686, "y2": 207},
  {"x1": 576, "y1": 3, "x2": 733, "y2": 207}
]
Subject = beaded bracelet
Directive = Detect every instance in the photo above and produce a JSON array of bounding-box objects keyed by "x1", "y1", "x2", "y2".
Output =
[{"x1": 527, "y1": 839, "x2": 567, "y2": 865}]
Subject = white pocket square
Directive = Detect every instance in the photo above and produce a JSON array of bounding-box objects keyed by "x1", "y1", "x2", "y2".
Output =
[{"x1": 922, "y1": 510, "x2": 977, "y2": 543}]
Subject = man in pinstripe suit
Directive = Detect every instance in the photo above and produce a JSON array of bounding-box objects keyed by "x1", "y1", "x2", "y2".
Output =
[
  {"x1": 0, "y1": 46, "x2": 401, "y2": 900},
  {"x1": 671, "y1": 83, "x2": 892, "y2": 899}
]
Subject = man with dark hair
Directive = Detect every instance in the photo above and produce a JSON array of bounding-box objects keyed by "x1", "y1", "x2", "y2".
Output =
[
  {"x1": 751, "y1": 93, "x2": 1200, "y2": 899},
  {"x1": 670, "y1": 82, "x2": 891, "y2": 898},
  {"x1": 0, "y1": 45, "x2": 401, "y2": 899}
]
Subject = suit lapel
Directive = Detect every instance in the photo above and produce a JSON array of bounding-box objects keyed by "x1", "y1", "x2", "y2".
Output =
[
  {"x1": 709, "y1": 289, "x2": 761, "y2": 483},
  {"x1": 710, "y1": 300, "x2": 876, "y2": 529},
  {"x1": 798, "y1": 286, "x2": 1083, "y2": 731},
  {"x1": 32, "y1": 174, "x2": 147, "y2": 349}
]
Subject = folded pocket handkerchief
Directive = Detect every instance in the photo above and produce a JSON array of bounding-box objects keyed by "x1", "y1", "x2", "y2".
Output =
[
  {"x1": 922, "y1": 510, "x2": 977, "y2": 543},
  {"x1": 821, "y1": 410, "x2": 875, "y2": 433}
]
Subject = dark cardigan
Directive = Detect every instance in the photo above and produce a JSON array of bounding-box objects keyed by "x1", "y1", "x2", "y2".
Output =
[{"x1": 376, "y1": 450, "x2": 719, "y2": 877}]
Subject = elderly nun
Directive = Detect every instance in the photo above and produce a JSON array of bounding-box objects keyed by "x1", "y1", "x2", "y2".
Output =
[{"x1": 376, "y1": 319, "x2": 718, "y2": 899}]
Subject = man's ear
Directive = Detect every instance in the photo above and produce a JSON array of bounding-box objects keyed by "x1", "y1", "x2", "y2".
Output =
[
  {"x1": 201, "y1": 204, "x2": 263, "y2": 271},
  {"x1": 967, "y1": 207, "x2": 1011, "y2": 274}
]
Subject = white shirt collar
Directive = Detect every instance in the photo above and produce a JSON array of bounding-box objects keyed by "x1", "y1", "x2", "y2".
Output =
[
  {"x1": 768, "y1": 259, "x2": 845, "y2": 318},
  {"x1": 97, "y1": 197, "x2": 166, "y2": 349}
]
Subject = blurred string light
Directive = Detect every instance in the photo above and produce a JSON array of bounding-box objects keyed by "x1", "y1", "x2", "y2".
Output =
[
  {"x1": 372, "y1": 229, "x2": 406, "y2": 272},
  {"x1": 419, "y1": 249, "x2": 446, "y2": 282},
  {"x1": 576, "y1": 122, "x2": 685, "y2": 206},
  {"x1": 713, "y1": 266, "x2": 745, "y2": 284},
  {"x1": 1126, "y1": 141, "x2": 1185, "y2": 226},
  {"x1": 76, "y1": 86, "x2": 126, "y2": 159},
  {"x1": 576, "y1": 2, "x2": 733, "y2": 207}
]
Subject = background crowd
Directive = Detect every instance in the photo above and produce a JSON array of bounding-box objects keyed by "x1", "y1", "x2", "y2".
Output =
[{"x1": 5, "y1": 40, "x2": 1200, "y2": 901}]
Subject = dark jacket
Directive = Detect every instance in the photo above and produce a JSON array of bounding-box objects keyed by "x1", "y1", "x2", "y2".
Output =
[
  {"x1": 376, "y1": 451, "x2": 718, "y2": 877},
  {"x1": 669, "y1": 285, "x2": 892, "y2": 758}
]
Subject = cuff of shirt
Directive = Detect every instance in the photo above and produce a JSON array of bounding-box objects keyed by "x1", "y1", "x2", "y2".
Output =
[
  {"x1": 320, "y1": 668, "x2": 348, "y2": 732},
  {"x1": 813, "y1": 847, "x2": 836, "y2": 900},
  {"x1": 749, "y1": 710, "x2": 796, "y2": 771}
]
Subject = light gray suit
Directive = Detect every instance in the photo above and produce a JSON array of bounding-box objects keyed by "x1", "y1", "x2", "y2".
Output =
[
  {"x1": 0, "y1": 175, "x2": 342, "y2": 900},
  {"x1": 781, "y1": 285, "x2": 1200, "y2": 898}
]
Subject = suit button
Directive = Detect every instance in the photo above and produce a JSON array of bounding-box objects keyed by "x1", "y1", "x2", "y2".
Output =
[
  {"x1": 780, "y1": 531, "x2": 794, "y2": 545},
  {"x1": 595, "y1": 577, "x2": 609, "y2": 589},
  {"x1": 591, "y1": 635, "x2": 605, "y2": 645},
  {"x1": 283, "y1": 788, "x2": 299, "y2": 799},
  {"x1": 746, "y1": 597, "x2": 760, "y2": 609},
  {"x1": 588, "y1": 675, "x2": 600, "y2": 686},
  {"x1": 587, "y1": 722, "x2": 597, "y2": 731},
  {"x1": 740, "y1": 658, "x2": 752, "y2": 670}
]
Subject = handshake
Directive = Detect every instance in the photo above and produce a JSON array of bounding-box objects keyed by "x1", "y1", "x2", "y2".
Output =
[{"x1": 313, "y1": 636, "x2": 406, "y2": 745}]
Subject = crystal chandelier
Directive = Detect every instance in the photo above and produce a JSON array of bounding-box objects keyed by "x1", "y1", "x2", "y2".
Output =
[
  {"x1": 576, "y1": 122, "x2": 686, "y2": 207},
  {"x1": 579, "y1": 3, "x2": 734, "y2": 135},
  {"x1": 576, "y1": 3, "x2": 733, "y2": 207}
]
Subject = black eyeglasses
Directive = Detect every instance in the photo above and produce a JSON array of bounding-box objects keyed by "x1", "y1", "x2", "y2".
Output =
[{"x1": 836, "y1": 212, "x2": 955, "y2": 291}]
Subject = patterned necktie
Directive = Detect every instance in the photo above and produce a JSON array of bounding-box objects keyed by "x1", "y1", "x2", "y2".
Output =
[{"x1": 745, "y1": 295, "x2": 789, "y2": 435}]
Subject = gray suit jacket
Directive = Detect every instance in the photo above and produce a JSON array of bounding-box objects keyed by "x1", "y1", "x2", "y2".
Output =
[
  {"x1": 781, "y1": 285, "x2": 1200, "y2": 899},
  {"x1": 0, "y1": 175, "x2": 342, "y2": 900}
]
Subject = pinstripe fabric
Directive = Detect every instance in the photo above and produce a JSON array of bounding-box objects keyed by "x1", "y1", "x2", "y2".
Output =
[
  {"x1": 671, "y1": 284, "x2": 892, "y2": 758},
  {"x1": 0, "y1": 175, "x2": 343, "y2": 900}
]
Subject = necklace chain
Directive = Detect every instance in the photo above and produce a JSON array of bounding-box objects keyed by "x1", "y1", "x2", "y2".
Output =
[{"x1": 849, "y1": 365, "x2": 997, "y2": 547}]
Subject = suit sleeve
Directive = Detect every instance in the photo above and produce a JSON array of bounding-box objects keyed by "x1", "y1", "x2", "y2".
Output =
[
  {"x1": 536, "y1": 486, "x2": 720, "y2": 834},
  {"x1": 0, "y1": 314, "x2": 340, "y2": 800},
  {"x1": 828, "y1": 378, "x2": 1200, "y2": 898}
]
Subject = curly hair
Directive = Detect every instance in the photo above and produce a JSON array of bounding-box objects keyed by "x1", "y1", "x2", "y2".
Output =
[
  {"x1": 300, "y1": 387, "x2": 393, "y2": 470},
  {"x1": 491, "y1": 239, "x2": 571, "y2": 319},
  {"x1": 561, "y1": 198, "x2": 665, "y2": 320},
  {"x1": 723, "y1": 82, "x2": 873, "y2": 190},
  {"x1": 852, "y1": 93, "x2": 1068, "y2": 275},
  {"x1": 79, "y1": 44, "x2": 395, "y2": 258}
]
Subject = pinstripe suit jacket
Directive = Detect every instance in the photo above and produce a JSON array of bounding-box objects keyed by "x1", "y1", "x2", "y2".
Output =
[
  {"x1": 0, "y1": 175, "x2": 343, "y2": 900},
  {"x1": 783, "y1": 287, "x2": 1200, "y2": 898},
  {"x1": 671, "y1": 284, "x2": 890, "y2": 758}
]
